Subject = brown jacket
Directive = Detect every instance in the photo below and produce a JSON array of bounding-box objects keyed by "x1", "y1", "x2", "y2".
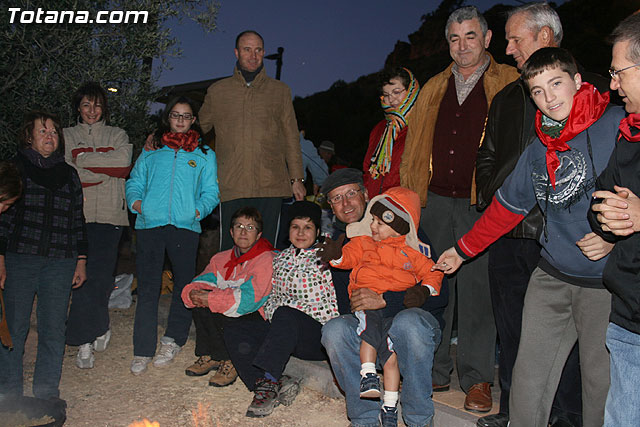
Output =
[
  {"x1": 399, "y1": 55, "x2": 519, "y2": 207},
  {"x1": 199, "y1": 67, "x2": 304, "y2": 202}
]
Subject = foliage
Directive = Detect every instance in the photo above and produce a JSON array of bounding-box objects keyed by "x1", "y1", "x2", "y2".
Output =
[{"x1": 0, "y1": 0, "x2": 218, "y2": 159}]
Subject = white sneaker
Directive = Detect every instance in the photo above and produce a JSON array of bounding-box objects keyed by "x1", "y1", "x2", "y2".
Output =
[
  {"x1": 153, "y1": 336, "x2": 182, "y2": 367},
  {"x1": 93, "y1": 329, "x2": 111, "y2": 352},
  {"x1": 76, "y1": 343, "x2": 95, "y2": 369},
  {"x1": 131, "y1": 356, "x2": 152, "y2": 375}
]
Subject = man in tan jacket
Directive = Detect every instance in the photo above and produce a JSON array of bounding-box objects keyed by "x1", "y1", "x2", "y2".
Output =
[
  {"x1": 199, "y1": 30, "x2": 305, "y2": 250},
  {"x1": 400, "y1": 6, "x2": 519, "y2": 413}
]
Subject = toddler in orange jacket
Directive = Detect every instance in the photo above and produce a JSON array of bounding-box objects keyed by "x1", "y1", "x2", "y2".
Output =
[{"x1": 329, "y1": 186, "x2": 443, "y2": 422}]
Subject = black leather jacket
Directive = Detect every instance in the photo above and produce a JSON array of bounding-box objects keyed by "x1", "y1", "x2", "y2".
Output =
[
  {"x1": 475, "y1": 78, "x2": 541, "y2": 239},
  {"x1": 475, "y1": 68, "x2": 611, "y2": 240}
]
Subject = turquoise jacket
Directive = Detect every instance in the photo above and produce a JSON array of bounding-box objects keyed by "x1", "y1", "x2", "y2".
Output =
[{"x1": 126, "y1": 145, "x2": 219, "y2": 233}]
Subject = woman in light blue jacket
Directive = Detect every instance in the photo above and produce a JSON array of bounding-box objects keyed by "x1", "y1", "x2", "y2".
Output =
[{"x1": 126, "y1": 96, "x2": 219, "y2": 375}]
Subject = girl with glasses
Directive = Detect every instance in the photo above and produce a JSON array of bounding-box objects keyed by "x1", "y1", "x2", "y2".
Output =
[{"x1": 126, "y1": 96, "x2": 219, "y2": 375}]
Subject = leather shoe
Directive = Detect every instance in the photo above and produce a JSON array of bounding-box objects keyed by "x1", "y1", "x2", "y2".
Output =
[
  {"x1": 432, "y1": 382, "x2": 450, "y2": 392},
  {"x1": 476, "y1": 412, "x2": 508, "y2": 427},
  {"x1": 464, "y1": 382, "x2": 492, "y2": 412}
]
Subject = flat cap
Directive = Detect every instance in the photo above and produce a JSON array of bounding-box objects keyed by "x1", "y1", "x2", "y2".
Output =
[{"x1": 320, "y1": 168, "x2": 363, "y2": 195}]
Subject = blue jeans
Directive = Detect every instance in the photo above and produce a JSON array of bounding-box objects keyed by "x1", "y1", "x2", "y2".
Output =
[
  {"x1": 322, "y1": 308, "x2": 441, "y2": 427},
  {"x1": 605, "y1": 322, "x2": 640, "y2": 427},
  {"x1": 0, "y1": 253, "x2": 75, "y2": 399}
]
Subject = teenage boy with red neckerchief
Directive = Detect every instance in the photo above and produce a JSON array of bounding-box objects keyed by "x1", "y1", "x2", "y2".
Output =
[{"x1": 433, "y1": 47, "x2": 625, "y2": 427}]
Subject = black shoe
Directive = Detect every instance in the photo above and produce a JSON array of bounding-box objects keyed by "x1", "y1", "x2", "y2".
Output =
[
  {"x1": 380, "y1": 405, "x2": 398, "y2": 427},
  {"x1": 477, "y1": 412, "x2": 508, "y2": 427}
]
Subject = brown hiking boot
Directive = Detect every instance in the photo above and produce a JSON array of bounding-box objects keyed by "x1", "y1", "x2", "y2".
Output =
[
  {"x1": 208, "y1": 360, "x2": 238, "y2": 387},
  {"x1": 185, "y1": 355, "x2": 222, "y2": 377}
]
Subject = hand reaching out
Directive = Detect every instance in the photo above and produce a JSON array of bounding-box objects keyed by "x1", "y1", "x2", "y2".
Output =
[{"x1": 431, "y1": 247, "x2": 463, "y2": 275}]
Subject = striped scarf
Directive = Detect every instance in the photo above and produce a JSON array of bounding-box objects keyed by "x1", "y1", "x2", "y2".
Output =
[{"x1": 369, "y1": 68, "x2": 420, "y2": 179}]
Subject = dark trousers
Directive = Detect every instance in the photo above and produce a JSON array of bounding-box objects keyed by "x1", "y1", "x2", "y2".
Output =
[
  {"x1": 133, "y1": 226, "x2": 199, "y2": 356},
  {"x1": 219, "y1": 197, "x2": 282, "y2": 251},
  {"x1": 357, "y1": 309, "x2": 394, "y2": 366},
  {"x1": 192, "y1": 307, "x2": 261, "y2": 361},
  {"x1": 67, "y1": 223, "x2": 123, "y2": 346},
  {"x1": 224, "y1": 306, "x2": 327, "y2": 390},
  {"x1": 489, "y1": 237, "x2": 582, "y2": 424},
  {"x1": 422, "y1": 192, "x2": 495, "y2": 391}
]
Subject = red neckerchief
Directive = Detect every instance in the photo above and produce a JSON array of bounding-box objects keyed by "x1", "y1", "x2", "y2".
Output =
[
  {"x1": 162, "y1": 129, "x2": 200, "y2": 152},
  {"x1": 618, "y1": 113, "x2": 640, "y2": 142},
  {"x1": 223, "y1": 237, "x2": 274, "y2": 280},
  {"x1": 535, "y1": 83, "x2": 609, "y2": 189}
]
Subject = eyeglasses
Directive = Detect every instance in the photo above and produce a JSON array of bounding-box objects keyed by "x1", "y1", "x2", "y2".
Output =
[
  {"x1": 233, "y1": 223, "x2": 258, "y2": 233},
  {"x1": 382, "y1": 88, "x2": 406, "y2": 100},
  {"x1": 327, "y1": 188, "x2": 362, "y2": 205},
  {"x1": 609, "y1": 62, "x2": 640, "y2": 80},
  {"x1": 169, "y1": 112, "x2": 194, "y2": 120}
]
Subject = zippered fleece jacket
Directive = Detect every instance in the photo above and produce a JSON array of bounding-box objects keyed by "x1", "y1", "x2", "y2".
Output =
[
  {"x1": 125, "y1": 145, "x2": 219, "y2": 233},
  {"x1": 198, "y1": 67, "x2": 304, "y2": 202},
  {"x1": 181, "y1": 239, "x2": 275, "y2": 319},
  {"x1": 331, "y1": 186, "x2": 443, "y2": 296},
  {"x1": 64, "y1": 120, "x2": 132, "y2": 226}
]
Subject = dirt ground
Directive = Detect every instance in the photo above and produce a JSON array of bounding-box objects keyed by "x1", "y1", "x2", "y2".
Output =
[{"x1": 19, "y1": 297, "x2": 349, "y2": 427}]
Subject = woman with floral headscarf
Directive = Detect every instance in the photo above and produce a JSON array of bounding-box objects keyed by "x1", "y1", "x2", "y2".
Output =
[{"x1": 363, "y1": 67, "x2": 420, "y2": 197}]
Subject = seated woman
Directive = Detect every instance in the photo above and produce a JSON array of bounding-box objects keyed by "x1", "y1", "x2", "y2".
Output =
[
  {"x1": 0, "y1": 111, "x2": 87, "y2": 401},
  {"x1": 181, "y1": 207, "x2": 275, "y2": 387},
  {"x1": 363, "y1": 67, "x2": 420, "y2": 197},
  {"x1": 224, "y1": 201, "x2": 340, "y2": 418}
]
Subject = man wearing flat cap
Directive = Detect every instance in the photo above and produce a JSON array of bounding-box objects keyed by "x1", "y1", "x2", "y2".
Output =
[{"x1": 320, "y1": 168, "x2": 447, "y2": 427}]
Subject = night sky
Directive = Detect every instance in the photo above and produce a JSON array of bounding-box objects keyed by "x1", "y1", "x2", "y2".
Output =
[{"x1": 158, "y1": 1, "x2": 545, "y2": 99}]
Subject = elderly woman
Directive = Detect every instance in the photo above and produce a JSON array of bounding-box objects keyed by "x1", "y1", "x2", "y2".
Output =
[
  {"x1": 64, "y1": 82, "x2": 132, "y2": 369},
  {"x1": 0, "y1": 111, "x2": 87, "y2": 400},
  {"x1": 224, "y1": 201, "x2": 339, "y2": 418},
  {"x1": 181, "y1": 207, "x2": 275, "y2": 387},
  {"x1": 363, "y1": 67, "x2": 420, "y2": 197}
]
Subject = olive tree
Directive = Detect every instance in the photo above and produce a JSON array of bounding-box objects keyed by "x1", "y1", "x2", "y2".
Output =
[{"x1": 0, "y1": 0, "x2": 218, "y2": 158}]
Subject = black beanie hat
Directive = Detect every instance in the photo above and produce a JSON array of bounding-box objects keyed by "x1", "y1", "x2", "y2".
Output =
[
  {"x1": 369, "y1": 197, "x2": 410, "y2": 235},
  {"x1": 286, "y1": 201, "x2": 322, "y2": 231}
]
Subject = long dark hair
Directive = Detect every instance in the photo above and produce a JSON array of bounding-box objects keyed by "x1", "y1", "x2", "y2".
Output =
[{"x1": 152, "y1": 96, "x2": 207, "y2": 153}]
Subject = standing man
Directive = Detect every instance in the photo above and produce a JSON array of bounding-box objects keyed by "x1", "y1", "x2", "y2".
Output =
[
  {"x1": 475, "y1": 4, "x2": 610, "y2": 426},
  {"x1": 400, "y1": 6, "x2": 519, "y2": 412},
  {"x1": 589, "y1": 12, "x2": 640, "y2": 427},
  {"x1": 320, "y1": 168, "x2": 446, "y2": 427},
  {"x1": 199, "y1": 30, "x2": 305, "y2": 250}
]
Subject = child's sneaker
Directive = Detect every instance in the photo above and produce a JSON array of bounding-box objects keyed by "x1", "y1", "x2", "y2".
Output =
[
  {"x1": 359, "y1": 372, "x2": 381, "y2": 399},
  {"x1": 380, "y1": 405, "x2": 398, "y2": 427}
]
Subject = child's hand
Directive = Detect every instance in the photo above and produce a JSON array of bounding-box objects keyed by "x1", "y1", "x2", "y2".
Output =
[
  {"x1": 576, "y1": 232, "x2": 614, "y2": 261},
  {"x1": 318, "y1": 234, "x2": 345, "y2": 263},
  {"x1": 432, "y1": 247, "x2": 463, "y2": 274},
  {"x1": 132, "y1": 200, "x2": 142, "y2": 214}
]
